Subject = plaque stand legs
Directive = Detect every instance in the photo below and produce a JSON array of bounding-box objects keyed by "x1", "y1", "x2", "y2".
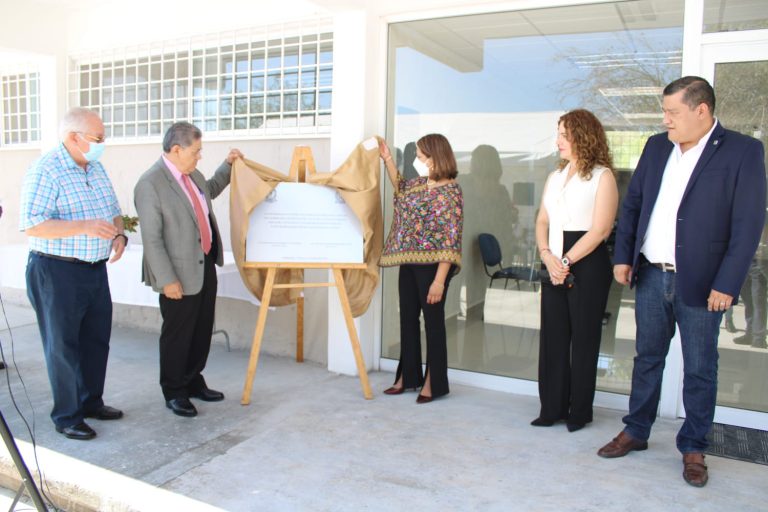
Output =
[{"x1": 240, "y1": 263, "x2": 372, "y2": 405}]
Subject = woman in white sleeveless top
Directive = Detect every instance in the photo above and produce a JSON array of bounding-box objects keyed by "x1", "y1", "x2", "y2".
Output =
[{"x1": 532, "y1": 109, "x2": 618, "y2": 432}]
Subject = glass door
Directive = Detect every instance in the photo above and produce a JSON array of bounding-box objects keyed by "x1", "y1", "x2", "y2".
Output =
[{"x1": 691, "y1": 33, "x2": 768, "y2": 429}]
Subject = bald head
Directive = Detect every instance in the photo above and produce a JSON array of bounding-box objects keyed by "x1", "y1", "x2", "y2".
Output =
[{"x1": 59, "y1": 107, "x2": 102, "y2": 141}]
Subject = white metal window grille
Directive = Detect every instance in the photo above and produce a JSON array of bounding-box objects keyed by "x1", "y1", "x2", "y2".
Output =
[
  {"x1": 68, "y1": 19, "x2": 333, "y2": 140},
  {"x1": 0, "y1": 72, "x2": 41, "y2": 146}
]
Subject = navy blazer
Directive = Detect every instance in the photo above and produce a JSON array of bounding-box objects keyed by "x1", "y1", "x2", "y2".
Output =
[{"x1": 614, "y1": 122, "x2": 766, "y2": 307}]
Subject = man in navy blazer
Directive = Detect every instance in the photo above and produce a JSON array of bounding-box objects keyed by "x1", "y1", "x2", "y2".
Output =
[{"x1": 596, "y1": 77, "x2": 766, "y2": 487}]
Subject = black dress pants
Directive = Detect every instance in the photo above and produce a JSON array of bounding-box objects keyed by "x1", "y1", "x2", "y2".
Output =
[
  {"x1": 158, "y1": 240, "x2": 218, "y2": 400},
  {"x1": 538, "y1": 231, "x2": 612, "y2": 424},
  {"x1": 395, "y1": 263, "x2": 454, "y2": 397}
]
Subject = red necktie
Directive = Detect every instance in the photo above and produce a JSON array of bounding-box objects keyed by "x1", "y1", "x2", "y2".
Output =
[{"x1": 181, "y1": 174, "x2": 212, "y2": 254}]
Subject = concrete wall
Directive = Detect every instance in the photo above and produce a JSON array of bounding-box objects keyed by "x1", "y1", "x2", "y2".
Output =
[
  {"x1": 112, "y1": 290, "x2": 328, "y2": 364},
  {"x1": 103, "y1": 138, "x2": 331, "y2": 250},
  {"x1": 107, "y1": 136, "x2": 333, "y2": 362},
  {"x1": 2, "y1": 137, "x2": 333, "y2": 363},
  {"x1": 0, "y1": 149, "x2": 40, "y2": 244}
]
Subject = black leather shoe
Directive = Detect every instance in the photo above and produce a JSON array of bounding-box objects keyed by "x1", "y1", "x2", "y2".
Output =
[
  {"x1": 56, "y1": 422, "x2": 96, "y2": 440},
  {"x1": 84, "y1": 405, "x2": 124, "y2": 420},
  {"x1": 166, "y1": 398, "x2": 198, "y2": 417},
  {"x1": 190, "y1": 387, "x2": 224, "y2": 402}
]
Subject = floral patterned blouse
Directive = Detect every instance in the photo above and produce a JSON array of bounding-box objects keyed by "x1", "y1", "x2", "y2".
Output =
[{"x1": 380, "y1": 175, "x2": 463, "y2": 271}]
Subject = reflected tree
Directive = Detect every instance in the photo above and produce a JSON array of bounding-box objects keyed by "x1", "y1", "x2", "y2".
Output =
[{"x1": 553, "y1": 35, "x2": 681, "y2": 130}]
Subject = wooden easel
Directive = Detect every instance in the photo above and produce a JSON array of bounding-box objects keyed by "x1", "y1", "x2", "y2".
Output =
[{"x1": 240, "y1": 146, "x2": 373, "y2": 405}]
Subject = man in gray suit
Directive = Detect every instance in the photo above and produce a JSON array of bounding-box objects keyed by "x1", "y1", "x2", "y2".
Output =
[{"x1": 134, "y1": 122, "x2": 243, "y2": 417}]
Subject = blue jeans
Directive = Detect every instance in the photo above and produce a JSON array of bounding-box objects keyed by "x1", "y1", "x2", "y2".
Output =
[
  {"x1": 623, "y1": 263, "x2": 722, "y2": 453},
  {"x1": 26, "y1": 253, "x2": 112, "y2": 428}
]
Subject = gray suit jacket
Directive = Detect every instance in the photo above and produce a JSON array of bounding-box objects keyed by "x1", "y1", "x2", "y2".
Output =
[{"x1": 134, "y1": 157, "x2": 231, "y2": 295}]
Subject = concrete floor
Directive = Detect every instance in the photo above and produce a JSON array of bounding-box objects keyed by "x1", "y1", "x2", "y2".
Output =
[{"x1": 0, "y1": 300, "x2": 767, "y2": 512}]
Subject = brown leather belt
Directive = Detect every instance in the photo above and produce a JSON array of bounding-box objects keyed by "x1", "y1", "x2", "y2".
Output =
[{"x1": 31, "y1": 250, "x2": 107, "y2": 265}]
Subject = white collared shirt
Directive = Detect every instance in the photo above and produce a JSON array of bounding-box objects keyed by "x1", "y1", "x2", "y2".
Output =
[{"x1": 640, "y1": 119, "x2": 719, "y2": 265}]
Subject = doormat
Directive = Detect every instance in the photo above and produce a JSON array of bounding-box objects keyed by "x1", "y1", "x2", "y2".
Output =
[{"x1": 705, "y1": 423, "x2": 768, "y2": 465}]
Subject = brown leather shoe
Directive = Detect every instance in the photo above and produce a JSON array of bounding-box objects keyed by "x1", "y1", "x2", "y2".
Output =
[
  {"x1": 682, "y1": 453, "x2": 708, "y2": 487},
  {"x1": 597, "y1": 431, "x2": 648, "y2": 458}
]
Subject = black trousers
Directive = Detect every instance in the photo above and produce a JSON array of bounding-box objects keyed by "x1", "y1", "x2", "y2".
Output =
[
  {"x1": 158, "y1": 241, "x2": 218, "y2": 400},
  {"x1": 538, "y1": 231, "x2": 612, "y2": 424},
  {"x1": 395, "y1": 263, "x2": 454, "y2": 398}
]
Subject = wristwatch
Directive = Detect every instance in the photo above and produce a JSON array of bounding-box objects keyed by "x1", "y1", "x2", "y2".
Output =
[{"x1": 561, "y1": 255, "x2": 571, "y2": 267}]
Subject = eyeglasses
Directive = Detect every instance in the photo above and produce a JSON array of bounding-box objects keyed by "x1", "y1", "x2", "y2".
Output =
[{"x1": 77, "y1": 132, "x2": 107, "y2": 144}]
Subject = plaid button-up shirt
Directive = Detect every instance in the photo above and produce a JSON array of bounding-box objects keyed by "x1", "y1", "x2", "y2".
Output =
[{"x1": 20, "y1": 143, "x2": 121, "y2": 262}]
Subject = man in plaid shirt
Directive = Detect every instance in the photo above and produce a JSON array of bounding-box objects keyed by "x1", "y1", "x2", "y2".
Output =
[{"x1": 21, "y1": 107, "x2": 126, "y2": 440}]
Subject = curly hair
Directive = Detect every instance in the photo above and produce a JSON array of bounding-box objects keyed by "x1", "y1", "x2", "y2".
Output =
[{"x1": 557, "y1": 109, "x2": 614, "y2": 180}]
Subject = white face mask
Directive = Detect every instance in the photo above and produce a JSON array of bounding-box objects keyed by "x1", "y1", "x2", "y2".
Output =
[{"x1": 413, "y1": 157, "x2": 430, "y2": 177}]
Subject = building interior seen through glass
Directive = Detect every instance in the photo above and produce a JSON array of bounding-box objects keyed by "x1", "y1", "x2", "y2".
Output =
[
  {"x1": 383, "y1": 0, "x2": 768, "y2": 414},
  {"x1": 711, "y1": 59, "x2": 768, "y2": 412},
  {"x1": 383, "y1": 1, "x2": 690, "y2": 397},
  {"x1": 703, "y1": 0, "x2": 768, "y2": 33}
]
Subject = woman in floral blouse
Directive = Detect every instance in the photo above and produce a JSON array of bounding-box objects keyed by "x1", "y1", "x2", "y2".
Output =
[{"x1": 379, "y1": 134, "x2": 463, "y2": 403}]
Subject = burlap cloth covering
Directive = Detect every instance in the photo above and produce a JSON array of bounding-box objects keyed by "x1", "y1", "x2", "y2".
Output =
[{"x1": 229, "y1": 138, "x2": 383, "y2": 317}]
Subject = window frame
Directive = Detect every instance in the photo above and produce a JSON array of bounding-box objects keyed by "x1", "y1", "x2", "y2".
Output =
[
  {"x1": 67, "y1": 19, "x2": 334, "y2": 141},
  {"x1": 0, "y1": 70, "x2": 41, "y2": 149}
]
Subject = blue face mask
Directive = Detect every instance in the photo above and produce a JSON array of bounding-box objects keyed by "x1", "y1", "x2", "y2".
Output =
[{"x1": 78, "y1": 134, "x2": 106, "y2": 162}]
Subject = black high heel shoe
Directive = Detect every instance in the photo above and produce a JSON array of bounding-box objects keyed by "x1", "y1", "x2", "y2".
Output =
[{"x1": 530, "y1": 417, "x2": 555, "y2": 427}]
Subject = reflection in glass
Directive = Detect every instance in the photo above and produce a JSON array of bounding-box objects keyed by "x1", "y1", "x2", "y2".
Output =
[
  {"x1": 234, "y1": 97, "x2": 247, "y2": 115},
  {"x1": 318, "y1": 91, "x2": 331, "y2": 110},
  {"x1": 69, "y1": 30, "x2": 332, "y2": 138},
  {"x1": 384, "y1": 0, "x2": 684, "y2": 394},
  {"x1": 284, "y1": 46, "x2": 299, "y2": 67},
  {"x1": 301, "y1": 92, "x2": 315, "y2": 111},
  {"x1": 251, "y1": 75, "x2": 265, "y2": 92},
  {"x1": 301, "y1": 69, "x2": 316, "y2": 88},
  {"x1": 236, "y1": 76, "x2": 249, "y2": 94},
  {"x1": 284, "y1": 93, "x2": 298, "y2": 112},
  {"x1": 267, "y1": 72, "x2": 281, "y2": 91},
  {"x1": 704, "y1": 0, "x2": 768, "y2": 33},
  {"x1": 302, "y1": 45, "x2": 317, "y2": 65},
  {"x1": 712, "y1": 60, "x2": 768, "y2": 413},
  {"x1": 220, "y1": 98, "x2": 232, "y2": 116},
  {"x1": 236, "y1": 52, "x2": 249, "y2": 73},
  {"x1": 266, "y1": 94, "x2": 281, "y2": 113},
  {"x1": 250, "y1": 95, "x2": 264, "y2": 114},
  {"x1": 250, "y1": 116, "x2": 264, "y2": 129}
]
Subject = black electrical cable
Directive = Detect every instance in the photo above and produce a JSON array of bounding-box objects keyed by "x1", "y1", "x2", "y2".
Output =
[{"x1": 0, "y1": 291, "x2": 63, "y2": 511}]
